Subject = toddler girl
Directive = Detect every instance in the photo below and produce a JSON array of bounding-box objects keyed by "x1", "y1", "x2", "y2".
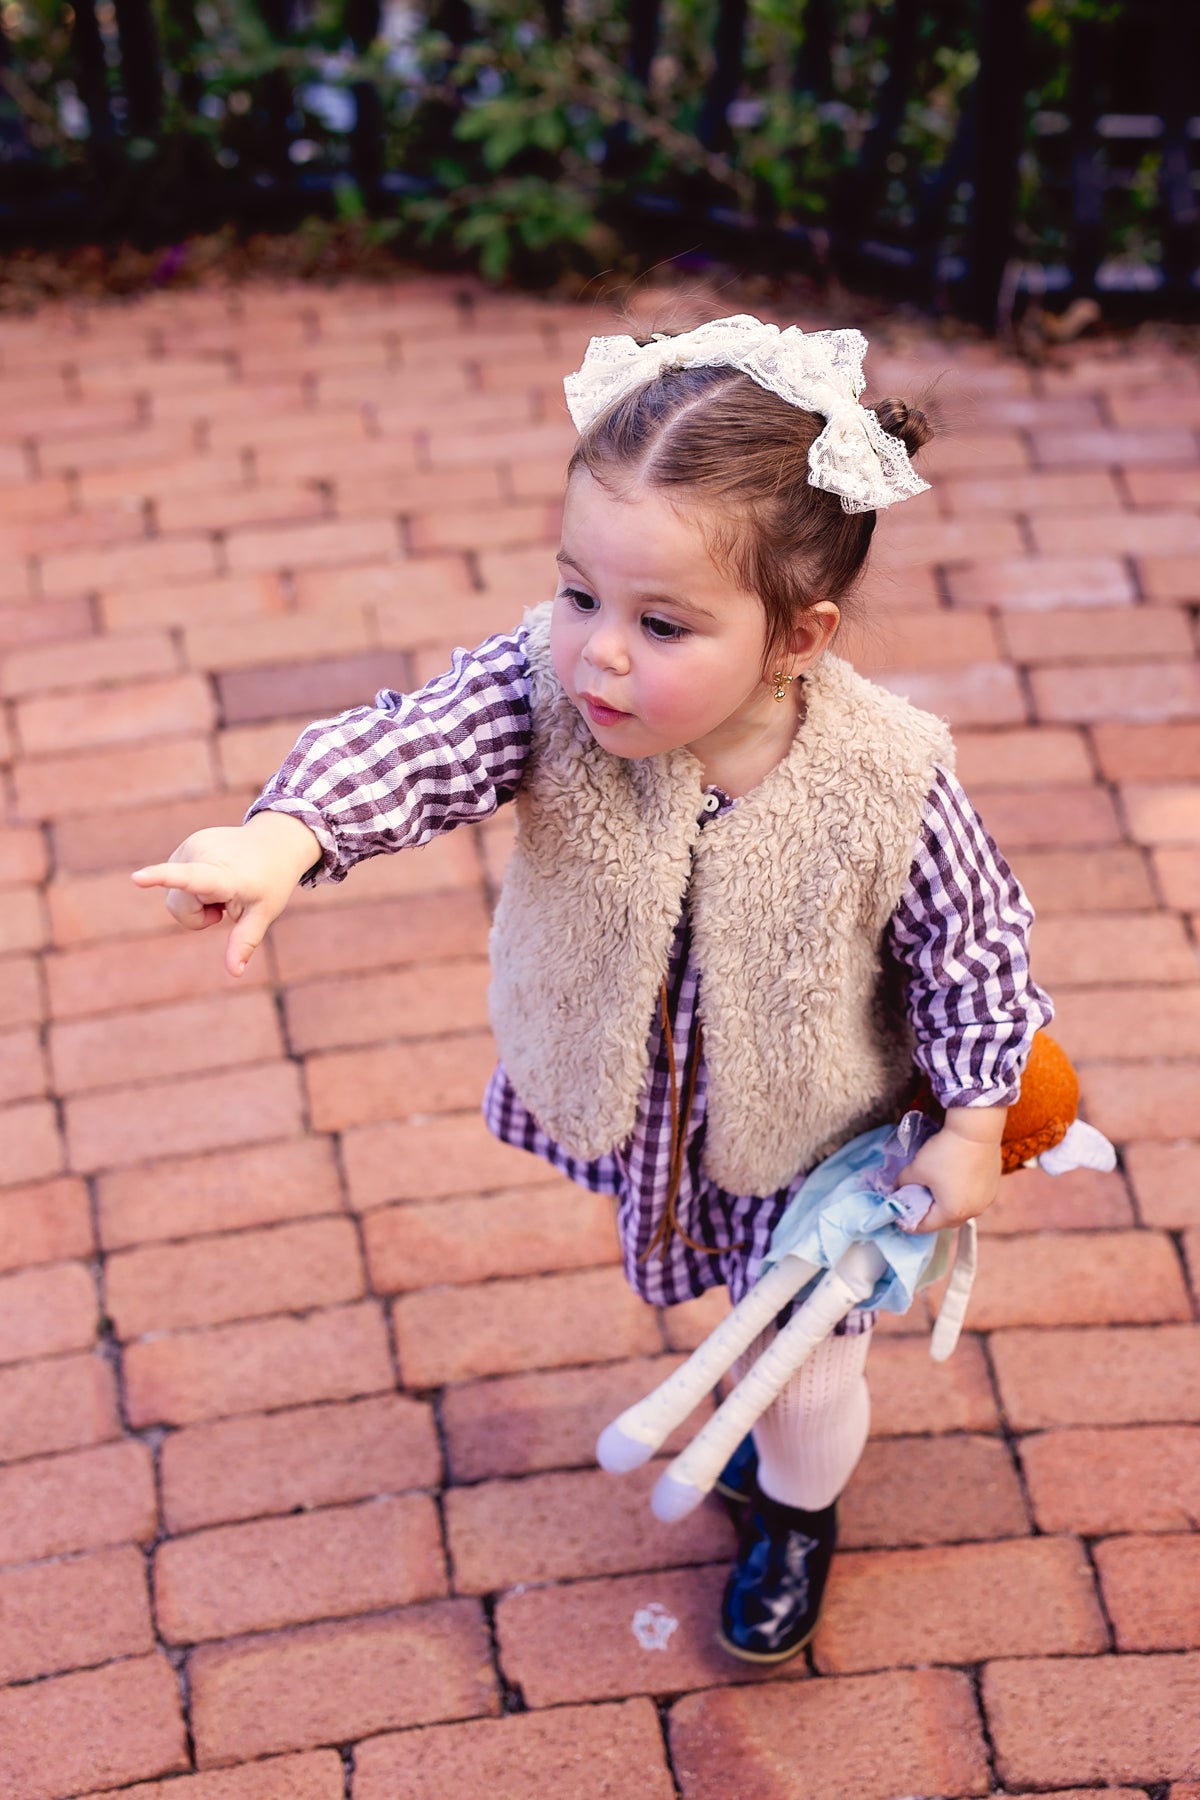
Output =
[{"x1": 134, "y1": 315, "x2": 1051, "y2": 1666}]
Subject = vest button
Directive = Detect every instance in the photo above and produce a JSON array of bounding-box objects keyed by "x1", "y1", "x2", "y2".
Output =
[{"x1": 702, "y1": 793, "x2": 721, "y2": 813}]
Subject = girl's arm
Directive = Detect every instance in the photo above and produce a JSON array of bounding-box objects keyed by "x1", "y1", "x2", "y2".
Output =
[
  {"x1": 886, "y1": 765, "x2": 1054, "y2": 1232},
  {"x1": 133, "y1": 629, "x2": 534, "y2": 975}
]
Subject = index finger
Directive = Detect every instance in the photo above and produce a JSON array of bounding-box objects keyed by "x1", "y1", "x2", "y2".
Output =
[{"x1": 131, "y1": 861, "x2": 237, "y2": 903}]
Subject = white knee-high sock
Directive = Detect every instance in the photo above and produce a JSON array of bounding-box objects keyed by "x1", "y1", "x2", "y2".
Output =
[{"x1": 741, "y1": 1327, "x2": 873, "y2": 1511}]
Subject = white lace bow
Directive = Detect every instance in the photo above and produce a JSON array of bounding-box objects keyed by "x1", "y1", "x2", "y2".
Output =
[{"x1": 563, "y1": 314, "x2": 930, "y2": 514}]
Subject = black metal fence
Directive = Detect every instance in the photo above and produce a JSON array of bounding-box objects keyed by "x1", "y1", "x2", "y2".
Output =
[{"x1": 0, "y1": 0, "x2": 1196, "y2": 327}]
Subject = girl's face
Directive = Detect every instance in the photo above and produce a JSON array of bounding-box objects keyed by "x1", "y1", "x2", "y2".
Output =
[{"x1": 550, "y1": 469, "x2": 836, "y2": 779}]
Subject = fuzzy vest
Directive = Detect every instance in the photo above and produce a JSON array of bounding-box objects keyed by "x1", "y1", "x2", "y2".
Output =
[{"x1": 488, "y1": 603, "x2": 955, "y2": 1197}]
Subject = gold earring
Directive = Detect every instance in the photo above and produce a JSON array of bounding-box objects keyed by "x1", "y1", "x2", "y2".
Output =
[{"x1": 771, "y1": 671, "x2": 795, "y2": 703}]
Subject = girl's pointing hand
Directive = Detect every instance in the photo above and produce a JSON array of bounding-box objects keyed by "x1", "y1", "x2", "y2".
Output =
[{"x1": 131, "y1": 812, "x2": 321, "y2": 979}]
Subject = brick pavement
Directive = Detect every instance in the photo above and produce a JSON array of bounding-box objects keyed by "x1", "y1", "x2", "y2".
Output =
[{"x1": 0, "y1": 274, "x2": 1197, "y2": 1799}]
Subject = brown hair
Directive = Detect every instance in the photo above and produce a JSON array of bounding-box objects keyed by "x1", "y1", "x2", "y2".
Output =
[{"x1": 568, "y1": 363, "x2": 933, "y2": 667}]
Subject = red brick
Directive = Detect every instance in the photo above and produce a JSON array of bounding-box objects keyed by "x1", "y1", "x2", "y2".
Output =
[
  {"x1": 291, "y1": 552, "x2": 469, "y2": 615},
  {"x1": 872, "y1": 662, "x2": 1027, "y2": 726},
  {"x1": 15, "y1": 735, "x2": 215, "y2": 821},
  {"x1": 189, "y1": 1600, "x2": 497, "y2": 1765},
  {"x1": 0, "y1": 1026, "x2": 46, "y2": 1102},
  {"x1": 123, "y1": 1300, "x2": 393, "y2": 1426},
  {"x1": 284, "y1": 957, "x2": 489, "y2": 1054},
  {"x1": 991, "y1": 1324, "x2": 1200, "y2": 1429},
  {"x1": 341, "y1": 1111, "x2": 557, "y2": 1209},
  {"x1": 156, "y1": 483, "x2": 326, "y2": 535},
  {"x1": 156, "y1": 1492, "x2": 445, "y2": 1644},
  {"x1": 392, "y1": 1267, "x2": 661, "y2": 1385},
  {"x1": 1032, "y1": 661, "x2": 1200, "y2": 724},
  {"x1": 496, "y1": 1564, "x2": 792, "y2": 1708},
  {"x1": 0, "y1": 1544, "x2": 154, "y2": 1684},
  {"x1": 1014, "y1": 847, "x2": 1155, "y2": 913},
  {"x1": 953, "y1": 726, "x2": 1094, "y2": 787},
  {"x1": 1141, "y1": 552, "x2": 1200, "y2": 603},
  {"x1": 0, "y1": 1261, "x2": 98, "y2": 1365},
  {"x1": 16, "y1": 673, "x2": 215, "y2": 755},
  {"x1": 441, "y1": 1355, "x2": 698, "y2": 1483},
  {"x1": 48, "y1": 928, "x2": 269, "y2": 1018},
  {"x1": 661, "y1": 1286, "x2": 733, "y2": 1352},
  {"x1": 0, "y1": 1096, "x2": 62, "y2": 1186},
  {"x1": 364, "y1": 1184, "x2": 619, "y2": 1291},
  {"x1": 1058, "y1": 987, "x2": 1200, "y2": 1065},
  {"x1": 0, "y1": 1439, "x2": 156, "y2": 1565},
  {"x1": 408, "y1": 501, "x2": 559, "y2": 556},
  {"x1": 40, "y1": 534, "x2": 217, "y2": 598},
  {"x1": 960, "y1": 1229, "x2": 1189, "y2": 1332},
  {"x1": 1031, "y1": 424, "x2": 1197, "y2": 465},
  {"x1": 840, "y1": 1433, "x2": 1028, "y2": 1548},
  {"x1": 0, "y1": 886, "x2": 47, "y2": 954},
  {"x1": 216, "y1": 716, "x2": 332, "y2": 789},
  {"x1": 216, "y1": 648, "x2": 406, "y2": 726},
  {"x1": 108, "y1": 1217, "x2": 363, "y2": 1338},
  {"x1": 476, "y1": 544, "x2": 561, "y2": 608},
  {"x1": 53, "y1": 786, "x2": 258, "y2": 876},
  {"x1": 67, "y1": 1060, "x2": 304, "y2": 1172},
  {"x1": 814, "y1": 1537, "x2": 1105, "y2": 1674},
  {"x1": 51, "y1": 990, "x2": 283, "y2": 1091},
  {"x1": 161, "y1": 1393, "x2": 440, "y2": 1532},
  {"x1": 0, "y1": 1653, "x2": 188, "y2": 1800},
  {"x1": 427, "y1": 420, "x2": 576, "y2": 468},
  {"x1": 0, "y1": 1174, "x2": 93, "y2": 1273},
  {"x1": 669, "y1": 1668, "x2": 990, "y2": 1800},
  {"x1": 867, "y1": 1333, "x2": 999, "y2": 1435},
  {"x1": 0, "y1": 595, "x2": 94, "y2": 651},
  {"x1": 306, "y1": 1032, "x2": 497, "y2": 1132},
  {"x1": 1002, "y1": 605, "x2": 1193, "y2": 664},
  {"x1": 0, "y1": 954, "x2": 46, "y2": 1029},
  {"x1": 1034, "y1": 510, "x2": 1200, "y2": 557},
  {"x1": 77, "y1": 450, "x2": 245, "y2": 507},
  {"x1": 353, "y1": 1701, "x2": 677, "y2": 1800},
  {"x1": 2, "y1": 506, "x2": 147, "y2": 562},
  {"x1": 77, "y1": 1750, "x2": 346, "y2": 1800},
  {"x1": 446, "y1": 1461, "x2": 732, "y2": 1594},
  {"x1": 0, "y1": 823, "x2": 48, "y2": 885},
  {"x1": 1031, "y1": 910, "x2": 1196, "y2": 986},
  {"x1": 984, "y1": 1652, "x2": 1200, "y2": 1788},
  {"x1": 1, "y1": 630, "x2": 178, "y2": 698},
  {"x1": 97, "y1": 1136, "x2": 343, "y2": 1248},
  {"x1": 8, "y1": 393, "x2": 140, "y2": 441},
  {"x1": 1126, "y1": 1140, "x2": 1200, "y2": 1229},
  {"x1": 942, "y1": 470, "x2": 1121, "y2": 514},
  {"x1": 1094, "y1": 1534, "x2": 1200, "y2": 1651},
  {"x1": 224, "y1": 516, "x2": 399, "y2": 576},
  {"x1": 969, "y1": 783, "x2": 1120, "y2": 848},
  {"x1": 1093, "y1": 721, "x2": 1200, "y2": 780},
  {"x1": 270, "y1": 890, "x2": 489, "y2": 983},
  {"x1": 880, "y1": 515, "x2": 1026, "y2": 568},
  {"x1": 1021, "y1": 1424, "x2": 1200, "y2": 1535},
  {"x1": 183, "y1": 607, "x2": 372, "y2": 674},
  {"x1": 103, "y1": 572, "x2": 289, "y2": 634},
  {"x1": 0, "y1": 1351, "x2": 118, "y2": 1462},
  {"x1": 946, "y1": 555, "x2": 1135, "y2": 610},
  {"x1": 1123, "y1": 781, "x2": 1200, "y2": 845},
  {"x1": 1080, "y1": 1062, "x2": 1200, "y2": 1141},
  {"x1": 1155, "y1": 846, "x2": 1200, "y2": 908},
  {"x1": 982, "y1": 1163, "x2": 1133, "y2": 1234},
  {"x1": 335, "y1": 462, "x2": 505, "y2": 518}
]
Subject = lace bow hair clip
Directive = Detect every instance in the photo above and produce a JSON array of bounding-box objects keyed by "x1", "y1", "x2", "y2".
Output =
[{"x1": 563, "y1": 313, "x2": 931, "y2": 515}]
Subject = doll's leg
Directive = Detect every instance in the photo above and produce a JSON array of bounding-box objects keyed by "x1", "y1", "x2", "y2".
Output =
[{"x1": 747, "y1": 1325, "x2": 872, "y2": 1510}]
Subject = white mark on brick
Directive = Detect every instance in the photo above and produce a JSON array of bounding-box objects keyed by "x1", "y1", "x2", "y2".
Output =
[{"x1": 632, "y1": 1601, "x2": 679, "y2": 1651}]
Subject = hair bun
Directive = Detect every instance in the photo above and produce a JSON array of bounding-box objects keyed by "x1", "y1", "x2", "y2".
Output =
[{"x1": 874, "y1": 396, "x2": 934, "y2": 457}]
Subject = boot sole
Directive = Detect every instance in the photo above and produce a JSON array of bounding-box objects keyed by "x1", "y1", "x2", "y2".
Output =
[{"x1": 715, "y1": 1618, "x2": 819, "y2": 1665}]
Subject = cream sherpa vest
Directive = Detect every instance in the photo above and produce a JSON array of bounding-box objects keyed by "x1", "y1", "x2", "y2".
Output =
[{"x1": 488, "y1": 603, "x2": 955, "y2": 1198}]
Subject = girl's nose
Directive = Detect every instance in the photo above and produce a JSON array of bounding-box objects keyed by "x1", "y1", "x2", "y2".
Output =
[{"x1": 583, "y1": 620, "x2": 631, "y2": 675}]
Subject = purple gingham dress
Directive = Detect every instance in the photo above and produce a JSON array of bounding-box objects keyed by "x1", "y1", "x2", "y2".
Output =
[{"x1": 251, "y1": 628, "x2": 1052, "y2": 1315}]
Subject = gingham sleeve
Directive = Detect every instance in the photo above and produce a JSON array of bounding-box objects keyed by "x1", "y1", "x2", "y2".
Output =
[
  {"x1": 888, "y1": 765, "x2": 1054, "y2": 1108},
  {"x1": 246, "y1": 629, "x2": 533, "y2": 881}
]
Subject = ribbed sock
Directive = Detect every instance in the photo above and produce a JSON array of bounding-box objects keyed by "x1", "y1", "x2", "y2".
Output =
[{"x1": 741, "y1": 1327, "x2": 872, "y2": 1511}]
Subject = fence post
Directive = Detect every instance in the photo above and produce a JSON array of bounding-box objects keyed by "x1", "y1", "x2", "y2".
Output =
[
  {"x1": 346, "y1": 0, "x2": 386, "y2": 210},
  {"x1": 696, "y1": 0, "x2": 748, "y2": 153},
  {"x1": 112, "y1": 0, "x2": 163, "y2": 139},
  {"x1": 1156, "y1": 0, "x2": 1199, "y2": 306},
  {"x1": 958, "y1": 0, "x2": 1028, "y2": 328}
]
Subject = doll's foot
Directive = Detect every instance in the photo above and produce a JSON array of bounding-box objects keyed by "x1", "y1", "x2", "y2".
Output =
[
  {"x1": 712, "y1": 1434, "x2": 758, "y2": 1509},
  {"x1": 717, "y1": 1485, "x2": 837, "y2": 1664}
]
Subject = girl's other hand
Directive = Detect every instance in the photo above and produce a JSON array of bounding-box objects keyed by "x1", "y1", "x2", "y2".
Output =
[
  {"x1": 904, "y1": 1105, "x2": 1007, "y2": 1234},
  {"x1": 131, "y1": 812, "x2": 321, "y2": 978}
]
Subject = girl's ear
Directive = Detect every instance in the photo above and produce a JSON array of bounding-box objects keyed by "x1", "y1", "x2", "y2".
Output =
[{"x1": 787, "y1": 601, "x2": 841, "y2": 672}]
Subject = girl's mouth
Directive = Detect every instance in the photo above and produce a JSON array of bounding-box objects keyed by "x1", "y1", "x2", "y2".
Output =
[{"x1": 580, "y1": 694, "x2": 632, "y2": 727}]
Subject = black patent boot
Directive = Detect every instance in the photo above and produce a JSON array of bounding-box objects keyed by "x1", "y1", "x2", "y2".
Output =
[
  {"x1": 718, "y1": 1482, "x2": 838, "y2": 1664},
  {"x1": 712, "y1": 1434, "x2": 758, "y2": 1509}
]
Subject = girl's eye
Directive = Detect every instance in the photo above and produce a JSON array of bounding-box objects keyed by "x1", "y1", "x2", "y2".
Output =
[
  {"x1": 562, "y1": 587, "x2": 597, "y2": 613},
  {"x1": 644, "y1": 614, "x2": 688, "y2": 641}
]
